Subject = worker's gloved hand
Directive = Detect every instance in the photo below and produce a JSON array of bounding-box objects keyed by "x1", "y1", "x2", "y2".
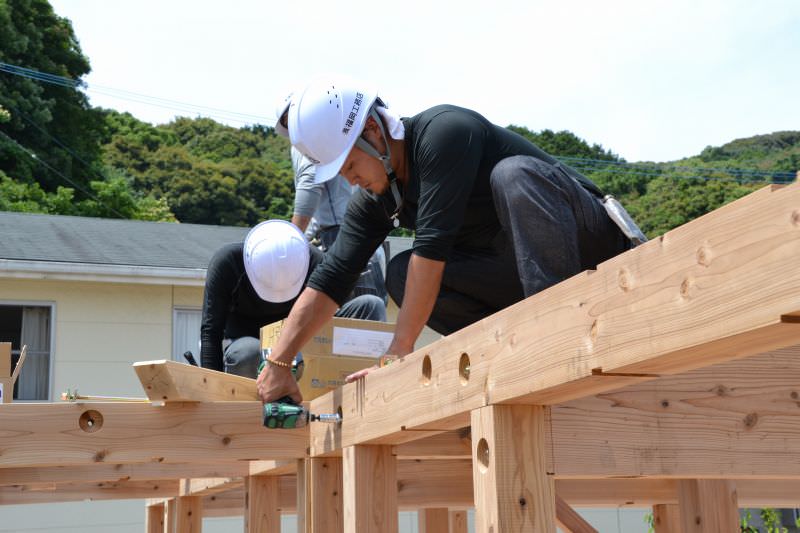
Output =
[{"x1": 257, "y1": 363, "x2": 302, "y2": 404}]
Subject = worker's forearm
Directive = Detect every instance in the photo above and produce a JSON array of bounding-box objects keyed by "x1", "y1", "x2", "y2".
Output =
[
  {"x1": 389, "y1": 255, "x2": 444, "y2": 356},
  {"x1": 291, "y1": 214, "x2": 312, "y2": 233},
  {"x1": 270, "y1": 287, "x2": 338, "y2": 364}
]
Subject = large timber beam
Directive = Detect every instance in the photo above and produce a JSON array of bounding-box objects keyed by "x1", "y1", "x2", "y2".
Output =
[
  {"x1": 311, "y1": 183, "x2": 800, "y2": 453},
  {"x1": 0, "y1": 402, "x2": 306, "y2": 467},
  {"x1": 133, "y1": 360, "x2": 259, "y2": 402},
  {"x1": 0, "y1": 463, "x2": 250, "y2": 486}
]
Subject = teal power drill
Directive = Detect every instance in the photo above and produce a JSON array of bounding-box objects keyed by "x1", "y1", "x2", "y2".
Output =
[{"x1": 262, "y1": 396, "x2": 342, "y2": 429}]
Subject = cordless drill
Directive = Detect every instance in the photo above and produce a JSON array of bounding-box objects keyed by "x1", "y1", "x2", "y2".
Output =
[{"x1": 262, "y1": 396, "x2": 341, "y2": 429}]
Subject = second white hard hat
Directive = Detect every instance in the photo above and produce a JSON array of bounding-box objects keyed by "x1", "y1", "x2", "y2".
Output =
[
  {"x1": 288, "y1": 75, "x2": 378, "y2": 184},
  {"x1": 243, "y1": 220, "x2": 310, "y2": 303}
]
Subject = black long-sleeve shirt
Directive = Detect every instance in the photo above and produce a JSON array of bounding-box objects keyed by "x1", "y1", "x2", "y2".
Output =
[
  {"x1": 200, "y1": 242, "x2": 323, "y2": 371},
  {"x1": 308, "y1": 104, "x2": 602, "y2": 305}
]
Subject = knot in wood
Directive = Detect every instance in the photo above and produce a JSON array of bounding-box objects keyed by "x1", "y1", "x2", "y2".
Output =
[
  {"x1": 617, "y1": 268, "x2": 632, "y2": 292},
  {"x1": 660, "y1": 400, "x2": 670, "y2": 408},
  {"x1": 518, "y1": 497, "x2": 527, "y2": 507},
  {"x1": 680, "y1": 277, "x2": 692, "y2": 299},
  {"x1": 696, "y1": 246, "x2": 711, "y2": 267},
  {"x1": 743, "y1": 412, "x2": 758, "y2": 429},
  {"x1": 221, "y1": 436, "x2": 232, "y2": 446}
]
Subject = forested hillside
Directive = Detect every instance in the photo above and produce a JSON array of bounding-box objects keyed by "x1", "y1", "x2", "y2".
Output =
[{"x1": 1, "y1": 0, "x2": 798, "y2": 237}]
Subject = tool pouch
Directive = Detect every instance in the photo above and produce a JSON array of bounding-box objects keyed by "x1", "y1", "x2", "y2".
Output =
[{"x1": 601, "y1": 195, "x2": 647, "y2": 246}]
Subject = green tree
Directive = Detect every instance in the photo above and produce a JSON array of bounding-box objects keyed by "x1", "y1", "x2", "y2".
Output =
[{"x1": 0, "y1": 0, "x2": 104, "y2": 193}]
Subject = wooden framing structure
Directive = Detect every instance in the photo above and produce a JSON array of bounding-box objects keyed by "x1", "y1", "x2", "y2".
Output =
[{"x1": 2, "y1": 182, "x2": 800, "y2": 531}]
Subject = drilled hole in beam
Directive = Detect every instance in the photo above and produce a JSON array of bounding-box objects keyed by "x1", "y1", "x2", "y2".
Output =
[
  {"x1": 477, "y1": 438, "x2": 490, "y2": 473},
  {"x1": 421, "y1": 355, "x2": 432, "y2": 385},
  {"x1": 459, "y1": 353, "x2": 471, "y2": 385},
  {"x1": 79, "y1": 410, "x2": 104, "y2": 433}
]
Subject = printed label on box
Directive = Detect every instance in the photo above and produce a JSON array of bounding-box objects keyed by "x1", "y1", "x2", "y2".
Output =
[{"x1": 332, "y1": 327, "x2": 393, "y2": 357}]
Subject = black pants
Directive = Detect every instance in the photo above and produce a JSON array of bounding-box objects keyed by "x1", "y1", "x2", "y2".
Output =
[{"x1": 386, "y1": 156, "x2": 631, "y2": 335}]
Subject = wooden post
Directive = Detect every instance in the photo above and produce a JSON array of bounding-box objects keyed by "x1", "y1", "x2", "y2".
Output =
[
  {"x1": 310, "y1": 457, "x2": 344, "y2": 533},
  {"x1": 146, "y1": 502, "x2": 166, "y2": 533},
  {"x1": 245, "y1": 475, "x2": 280, "y2": 533},
  {"x1": 678, "y1": 480, "x2": 739, "y2": 532},
  {"x1": 450, "y1": 510, "x2": 468, "y2": 533},
  {"x1": 297, "y1": 459, "x2": 310, "y2": 533},
  {"x1": 652, "y1": 504, "x2": 681, "y2": 533},
  {"x1": 165, "y1": 499, "x2": 177, "y2": 533},
  {"x1": 343, "y1": 445, "x2": 397, "y2": 533},
  {"x1": 471, "y1": 405, "x2": 555, "y2": 532},
  {"x1": 175, "y1": 495, "x2": 202, "y2": 532},
  {"x1": 418, "y1": 508, "x2": 449, "y2": 532}
]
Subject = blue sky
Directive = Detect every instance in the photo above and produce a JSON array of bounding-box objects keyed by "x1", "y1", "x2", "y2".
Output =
[{"x1": 49, "y1": 0, "x2": 800, "y2": 163}]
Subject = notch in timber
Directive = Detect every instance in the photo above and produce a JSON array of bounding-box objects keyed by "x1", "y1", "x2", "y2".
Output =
[
  {"x1": 591, "y1": 368, "x2": 660, "y2": 378},
  {"x1": 782, "y1": 314, "x2": 800, "y2": 323}
]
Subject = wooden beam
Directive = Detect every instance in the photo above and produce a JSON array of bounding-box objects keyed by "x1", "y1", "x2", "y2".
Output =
[
  {"x1": 0, "y1": 402, "x2": 307, "y2": 467},
  {"x1": 311, "y1": 183, "x2": 800, "y2": 453},
  {"x1": 471, "y1": 405, "x2": 555, "y2": 532},
  {"x1": 652, "y1": 504, "x2": 681, "y2": 533},
  {"x1": 678, "y1": 480, "x2": 739, "y2": 533},
  {"x1": 418, "y1": 508, "x2": 449, "y2": 532},
  {"x1": 556, "y1": 495, "x2": 597, "y2": 533},
  {"x1": 134, "y1": 360, "x2": 259, "y2": 402},
  {"x1": 245, "y1": 475, "x2": 280, "y2": 533},
  {"x1": 550, "y1": 348, "x2": 800, "y2": 478},
  {"x1": 146, "y1": 501, "x2": 165, "y2": 533},
  {"x1": 249, "y1": 460, "x2": 296, "y2": 476},
  {"x1": 343, "y1": 445, "x2": 397, "y2": 533},
  {"x1": 0, "y1": 480, "x2": 179, "y2": 505},
  {"x1": 180, "y1": 477, "x2": 242, "y2": 497},
  {"x1": 393, "y1": 429, "x2": 472, "y2": 459},
  {"x1": 0, "y1": 462, "x2": 250, "y2": 486}
]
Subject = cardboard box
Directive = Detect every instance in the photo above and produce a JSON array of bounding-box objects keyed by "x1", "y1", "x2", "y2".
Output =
[
  {"x1": 261, "y1": 317, "x2": 395, "y2": 400},
  {"x1": 0, "y1": 377, "x2": 11, "y2": 404},
  {"x1": 0, "y1": 342, "x2": 10, "y2": 378}
]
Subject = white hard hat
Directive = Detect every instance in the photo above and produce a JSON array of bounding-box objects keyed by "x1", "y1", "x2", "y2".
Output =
[
  {"x1": 243, "y1": 220, "x2": 310, "y2": 303},
  {"x1": 274, "y1": 92, "x2": 293, "y2": 138},
  {"x1": 288, "y1": 75, "x2": 378, "y2": 184}
]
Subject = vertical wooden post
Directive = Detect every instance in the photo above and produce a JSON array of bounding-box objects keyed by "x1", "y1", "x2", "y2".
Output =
[
  {"x1": 450, "y1": 510, "x2": 468, "y2": 533},
  {"x1": 245, "y1": 475, "x2": 280, "y2": 533},
  {"x1": 175, "y1": 495, "x2": 202, "y2": 532},
  {"x1": 471, "y1": 404, "x2": 555, "y2": 532},
  {"x1": 343, "y1": 445, "x2": 397, "y2": 533},
  {"x1": 418, "y1": 508, "x2": 449, "y2": 532},
  {"x1": 296, "y1": 459, "x2": 310, "y2": 533},
  {"x1": 678, "y1": 479, "x2": 739, "y2": 532},
  {"x1": 165, "y1": 498, "x2": 177, "y2": 533},
  {"x1": 652, "y1": 504, "x2": 681, "y2": 533},
  {"x1": 309, "y1": 457, "x2": 344, "y2": 533},
  {"x1": 0, "y1": 342, "x2": 12, "y2": 404},
  {"x1": 145, "y1": 502, "x2": 165, "y2": 533}
]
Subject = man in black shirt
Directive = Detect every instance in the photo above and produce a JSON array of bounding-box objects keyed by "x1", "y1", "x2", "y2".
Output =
[
  {"x1": 201, "y1": 219, "x2": 386, "y2": 378},
  {"x1": 257, "y1": 77, "x2": 636, "y2": 403}
]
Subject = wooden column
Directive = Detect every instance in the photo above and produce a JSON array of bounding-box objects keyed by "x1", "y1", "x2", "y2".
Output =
[
  {"x1": 343, "y1": 445, "x2": 397, "y2": 533},
  {"x1": 175, "y1": 495, "x2": 202, "y2": 532},
  {"x1": 418, "y1": 508, "x2": 449, "y2": 532},
  {"x1": 678, "y1": 480, "x2": 739, "y2": 532},
  {"x1": 309, "y1": 457, "x2": 344, "y2": 533},
  {"x1": 165, "y1": 499, "x2": 177, "y2": 533},
  {"x1": 450, "y1": 510, "x2": 468, "y2": 533},
  {"x1": 296, "y1": 459, "x2": 310, "y2": 533},
  {"x1": 471, "y1": 405, "x2": 555, "y2": 532},
  {"x1": 145, "y1": 502, "x2": 165, "y2": 533},
  {"x1": 652, "y1": 504, "x2": 681, "y2": 533},
  {"x1": 245, "y1": 475, "x2": 280, "y2": 533}
]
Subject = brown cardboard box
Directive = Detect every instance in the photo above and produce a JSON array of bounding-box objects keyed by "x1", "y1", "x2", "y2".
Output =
[
  {"x1": 0, "y1": 342, "x2": 10, "y2": 378},
  {"x1": 261, "y1": 317, "x2": 395, "y2": 400}
]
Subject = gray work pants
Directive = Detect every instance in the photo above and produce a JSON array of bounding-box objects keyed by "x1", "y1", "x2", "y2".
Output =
[
  {"x1": 224, "y1": 294, "x2": 388, "y2": 378},
  {"x1": 386, "y1": 155, "x2": 631, "y2": 335}
]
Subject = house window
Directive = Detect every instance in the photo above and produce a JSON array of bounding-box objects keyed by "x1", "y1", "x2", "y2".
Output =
[
  {"x1": 0, "y1": 304, "x2": 52, "y2": 401},
  {"x1": 173, "y1": 308, "x2": 202, "y2": 365}
]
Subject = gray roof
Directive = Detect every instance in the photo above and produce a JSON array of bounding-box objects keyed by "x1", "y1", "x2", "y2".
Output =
[{"x1": 0, "y1": 211, "x2": 249, "y2": 270}]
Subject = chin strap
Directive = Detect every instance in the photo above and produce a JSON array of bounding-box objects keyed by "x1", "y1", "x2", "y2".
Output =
[{"x1": 355, "y1": 106, "x2": 403, "y2": 227}]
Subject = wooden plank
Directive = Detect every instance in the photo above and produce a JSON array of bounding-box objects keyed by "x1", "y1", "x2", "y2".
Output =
[
  {"x1": 310, "y1": 183, "x2": 800, "y2": 453},
  {"x1": 245, "y1": 475, "x2": 280, "y2": 533},
  {"x1": 134, "y1": 360, "x2": 259, "y2": 402},
  {"x1": 450, "y1": 510, "x2": 468, "y2": 533},
  {"x1": 652, "y1": 504, "x2": 681, "y2": 533},
  {"x1": 0, "y1": 462, "x2": 249, "y2": 486},
  {"x1": 0, "y1": 402, "x2": 307, "y2": 467},
  {"x1": 556, "y1": 495, "x2": 597, "y2": 533},
  {"x1": 678, "y1": 480, "x2": 739, "y2": 533},
  {"x1": 397, "y1": 459, "x2": 473, "y2": 509},
  {"x1": 296, "y1": 459, "x2": 310, "y2": 533},
  {"x1": 550, "y1": 348, "x2": 800, "y2": 477},
  {"x1": 180, "y1": 477, "x2": 242, "y2": 497},
  {"x1": 175, "y1": 495, "x2": 202, "y2": 532},
  {"x1": 308, "y1": 457, "x2": 343, "y2": 533},
  {"x1": 249, "y1": 460, "x2": 296, "y2": 476},
  {"x1": 393, "y1": 429, "x2": 472, "y2": 459},
  {"x1": 343, "y1": 445, "x2": 397, "y2": 533},
  {"x1": 0, "y1": 480, "x2": 179, "y2": 505},
  {"x1": 146, "y1": 501, "x2": 165, "y2": 533},
  {"x1": 418, "y1": 508, "x2": 449, "y2": 532},
  {"x1": 471, "y1": 405, "x2": 555, "y2": 532}
]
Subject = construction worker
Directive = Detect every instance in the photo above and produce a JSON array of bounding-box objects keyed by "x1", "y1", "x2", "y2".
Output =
[
  {"x1": 200, "y1": 219, "x2": 386, "y2": 378},
  {"x1": 275, "y1": 99, "x2": 387, "y2": 303},
  {"x1": 257, "y1": 76, "x2": 637, "y2": 403}
]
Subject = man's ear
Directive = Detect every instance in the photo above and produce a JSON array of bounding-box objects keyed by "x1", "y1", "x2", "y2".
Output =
[{"x1": 361, "y1": 116, "x2": 385, "y2": 149}]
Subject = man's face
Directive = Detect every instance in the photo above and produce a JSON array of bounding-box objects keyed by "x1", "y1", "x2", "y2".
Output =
[{"x1": 339, "y1": 145, "x2": 390, "y2": 194}]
